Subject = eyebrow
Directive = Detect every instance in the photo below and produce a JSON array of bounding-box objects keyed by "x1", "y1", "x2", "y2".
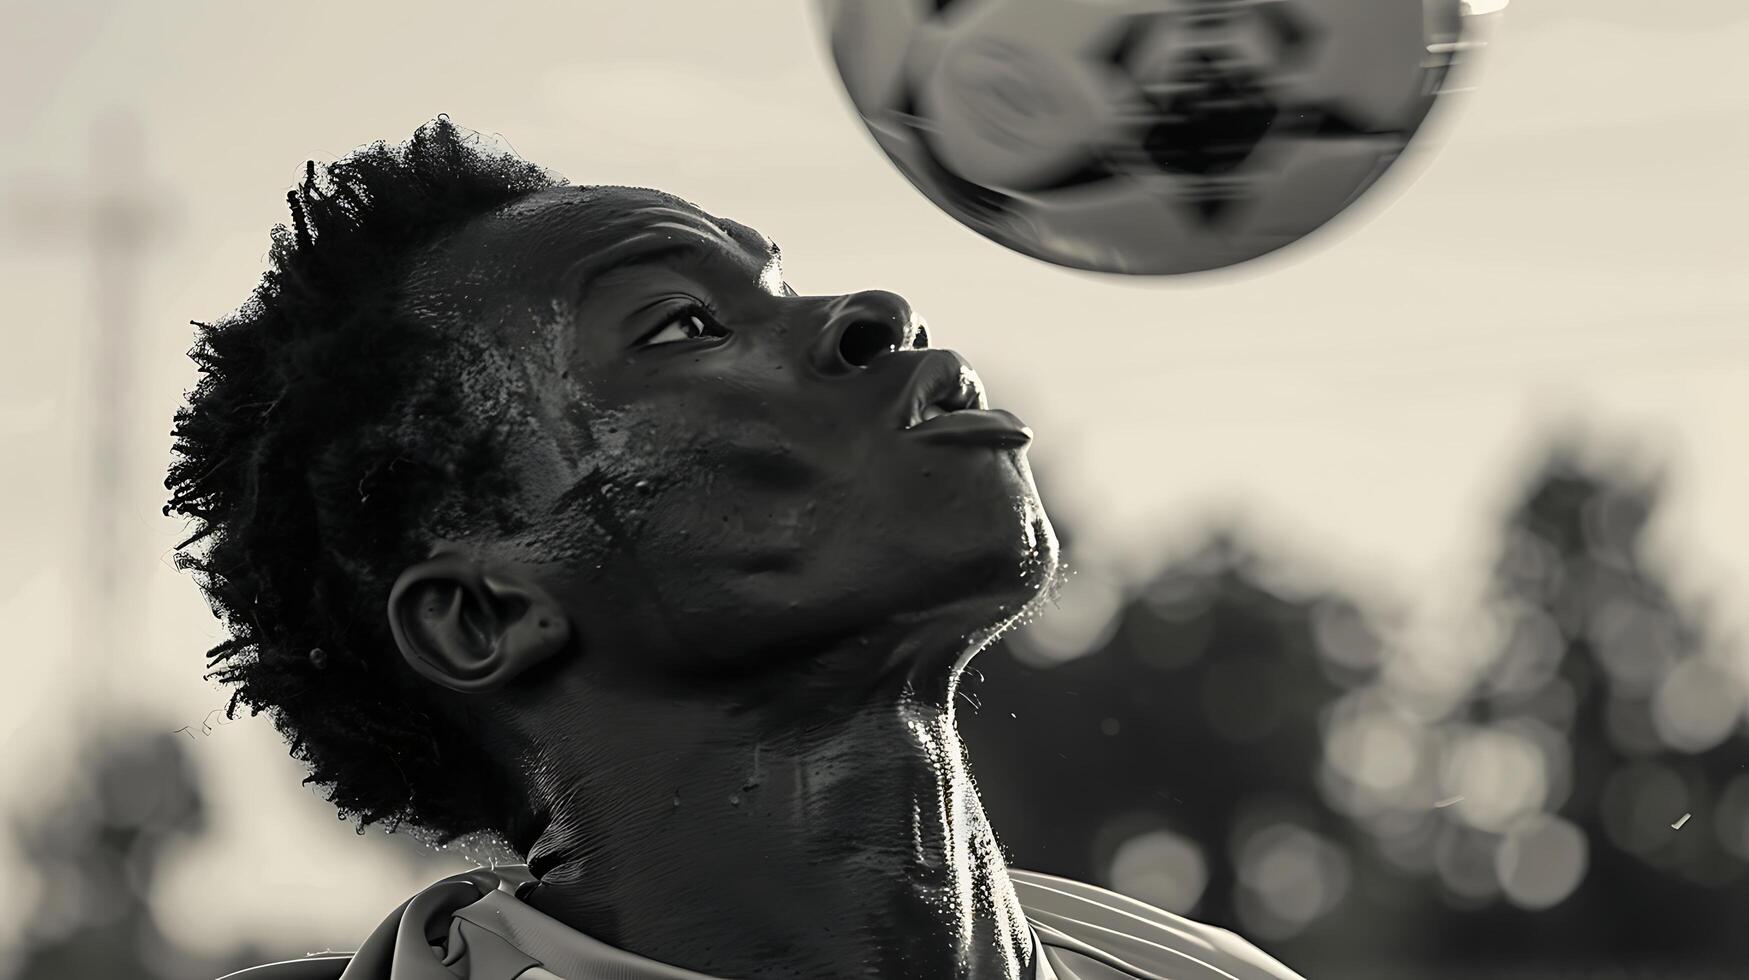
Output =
[
  {"x1": 568, "y1": 236, "x2": 713, "y2": 298},
  {"x1": 567, "y1": 228, "x2": 783, "y2": 303}
]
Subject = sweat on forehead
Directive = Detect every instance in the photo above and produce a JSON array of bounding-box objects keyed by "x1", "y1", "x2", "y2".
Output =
[{"x1": 401, "y1": 185, "x2": 777, "y2": 313}]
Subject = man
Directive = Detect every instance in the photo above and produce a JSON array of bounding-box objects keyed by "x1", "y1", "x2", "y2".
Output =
[{"x1": 169, "y1": 118, "x2": 1303, "y2": 980}]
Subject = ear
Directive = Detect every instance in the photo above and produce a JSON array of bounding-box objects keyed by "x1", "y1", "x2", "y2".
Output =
[{"x1": 387, "y1": 551, "x2": 573, "y2": 693}]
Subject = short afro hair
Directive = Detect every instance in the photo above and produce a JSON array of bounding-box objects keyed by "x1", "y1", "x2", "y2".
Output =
[{"x1": 165, "y1": 117, "x2": 567, "y2": 841}]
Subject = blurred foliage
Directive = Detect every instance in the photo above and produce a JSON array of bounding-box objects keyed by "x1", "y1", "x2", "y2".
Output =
[
  {"x1": 964, "y1": 438, "x2": 1749, "y2": 978},
  {"x1": 2, "y1": 728, "x2": 266, "y2": 980}
]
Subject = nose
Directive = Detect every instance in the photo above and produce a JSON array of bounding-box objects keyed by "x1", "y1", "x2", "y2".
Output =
[{"x1": 814, "y1": 290, "x2": 928, "y2": 373}]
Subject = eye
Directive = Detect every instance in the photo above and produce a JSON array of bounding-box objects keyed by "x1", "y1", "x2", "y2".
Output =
[{"x1": 639, "y1": 307, "x2": 727, "y2": 347}]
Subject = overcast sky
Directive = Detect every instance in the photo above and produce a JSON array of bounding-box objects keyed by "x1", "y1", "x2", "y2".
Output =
[{"x1": 2, "y1": 0, "x2": 1745, "y2": 958}]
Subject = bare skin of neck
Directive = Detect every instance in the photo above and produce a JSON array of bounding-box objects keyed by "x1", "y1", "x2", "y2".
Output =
[{"x1": 514, "y1": 619, "x2": 1035, "y2": 980}]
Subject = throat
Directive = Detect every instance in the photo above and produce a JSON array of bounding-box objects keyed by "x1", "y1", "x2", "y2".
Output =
[{"x1": 519, "y1": 685, "x2": 1035, "y2": 980}]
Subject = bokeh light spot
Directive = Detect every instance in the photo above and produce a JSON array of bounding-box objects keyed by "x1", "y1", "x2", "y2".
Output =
[
  {"x1": 1651, "y1": 658, "x2": 1744, "y2": 752},
  {"x1": 1443, "y1": 726, "x2": 1548, "y2": 832},
  {"x1": 1496, "y1": 814, "x2": 1588, "y2": 910},
  {"x1": 1235, "y1": 823, "x2": 1351, "y2": 938},
  {"x1": 1107, "y1": 828, "x2": 1209, "y2": 914}
]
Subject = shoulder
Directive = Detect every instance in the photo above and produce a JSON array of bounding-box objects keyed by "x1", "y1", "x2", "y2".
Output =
[
  {"x1": 215, "y1": 955, "x2": 351, "y2": 980},
  {"x1": 1010, "y1": 869, "x2": 1306, "y2": 980}
]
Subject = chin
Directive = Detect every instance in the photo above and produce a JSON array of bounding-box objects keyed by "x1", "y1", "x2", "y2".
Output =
[
  {"x1": 1012, "y1": 492, "x2": 1060, "y2": 605},
  {"x1": 932, "y1": 483, "x2": 1059, "y2": 629}
]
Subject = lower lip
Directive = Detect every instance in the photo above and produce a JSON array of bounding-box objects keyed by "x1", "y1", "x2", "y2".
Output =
[{"x1": 905, "y1": 409, "x2": 1032, "y2": 448}]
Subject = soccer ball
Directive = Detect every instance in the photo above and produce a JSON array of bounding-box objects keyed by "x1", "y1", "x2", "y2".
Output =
[{"x1": 818, "y1": 0, "x2": 1472, "y2": 275}]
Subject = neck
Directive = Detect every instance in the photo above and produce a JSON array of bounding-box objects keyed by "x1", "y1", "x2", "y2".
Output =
[{"x1": 517, "y1": 619, "x2": 1034, "y2": 980}]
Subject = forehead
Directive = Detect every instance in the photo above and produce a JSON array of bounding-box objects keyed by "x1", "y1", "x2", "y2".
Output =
[{"x1": 412, "y1": 185, "x2": 779, "y2": 304}]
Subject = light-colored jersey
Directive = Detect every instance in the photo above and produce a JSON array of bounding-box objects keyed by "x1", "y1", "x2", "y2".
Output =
[
  {"x1": 220, "y1": 867, "x2": 1304, "y2": 980},
  {"x1": 1013, "y1": 870, "x2": 1304, "y2": 980}
]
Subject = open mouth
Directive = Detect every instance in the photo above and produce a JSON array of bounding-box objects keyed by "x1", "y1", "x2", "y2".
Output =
[
  {"x1": 898, "y1": 351, "x2": 1031, "y2": 448},
  {"x1": 903, "y1": 355, "x2": 989, "y2": 429}
]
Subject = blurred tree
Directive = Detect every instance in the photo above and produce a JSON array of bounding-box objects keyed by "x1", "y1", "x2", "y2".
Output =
[
  {"x1": 965, "y1": 438, "x2": 1749, "y2": 979},
  {"x1": 4, "y1": 726, "x2": 266, "y2": 980},
  {"x1": 961, "y1": 529, "x2": 1378, "y2": 948},
  {"x1": 1425, "y1": 445, "x2": 1749, "y2": 972}
]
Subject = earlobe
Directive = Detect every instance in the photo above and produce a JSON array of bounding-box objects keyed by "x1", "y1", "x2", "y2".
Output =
[{"x1": 387, "y1": 552, "x2": 573, "y2": 693}]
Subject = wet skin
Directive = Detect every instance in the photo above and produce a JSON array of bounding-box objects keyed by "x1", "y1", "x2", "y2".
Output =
[{"x1": 387, "y1": 186, "x2": 1059, "y2": 980}]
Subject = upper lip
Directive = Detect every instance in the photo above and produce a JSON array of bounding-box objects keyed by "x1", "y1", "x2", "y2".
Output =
[{"x1": 899, "y1": 350, "x2": 989, "y2": 430}]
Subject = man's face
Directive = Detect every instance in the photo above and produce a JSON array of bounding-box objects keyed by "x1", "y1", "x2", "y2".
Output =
[{"x1": 405, "y1": 186, "x2": 1056, "y2": 675}]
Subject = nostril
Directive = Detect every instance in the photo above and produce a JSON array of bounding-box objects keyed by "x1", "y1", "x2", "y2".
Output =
[{"x1": 838, "y1": 319, "x2": 904, "y2": 367}]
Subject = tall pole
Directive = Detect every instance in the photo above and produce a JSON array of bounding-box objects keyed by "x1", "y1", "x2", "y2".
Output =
[
  {"x1": 11, "y1": 112, "x2": 170, "y2": 707},
  {"x1": 90, "y1": 118, "x2": 143, "y2": 702}
]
